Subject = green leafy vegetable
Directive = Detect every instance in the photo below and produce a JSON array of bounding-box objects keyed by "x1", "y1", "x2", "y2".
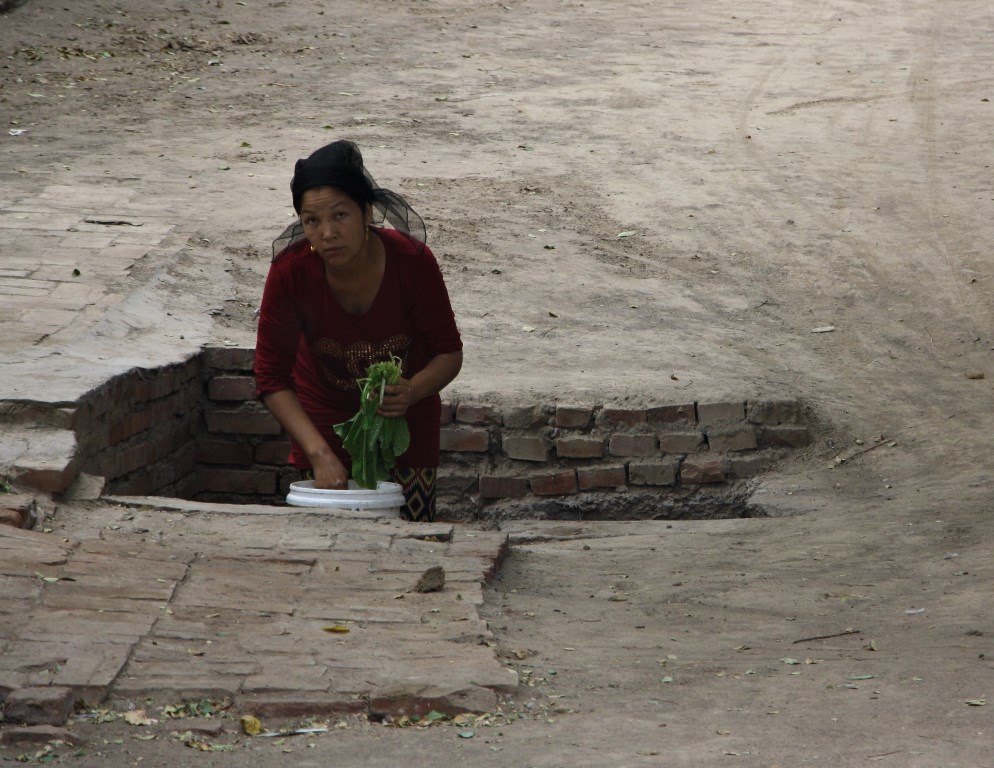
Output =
[{"x1": 333, "y1": 355, "x2": 411, "y2": 489}]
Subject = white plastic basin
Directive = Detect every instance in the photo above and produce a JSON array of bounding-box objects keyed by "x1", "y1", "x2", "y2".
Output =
[{"x1": 286, "y1": 479, "x2": 405, "y2": 518}]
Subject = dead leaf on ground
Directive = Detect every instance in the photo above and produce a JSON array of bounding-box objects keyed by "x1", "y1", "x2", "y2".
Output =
[
  {"x1": 124, "y1": 710, "x2": 158, "y2": 726},
  {"x1": 240, "y1": 714, "x2": 263, "y2": 736}
]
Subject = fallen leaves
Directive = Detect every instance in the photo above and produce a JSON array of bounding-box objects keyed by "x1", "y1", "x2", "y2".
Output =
[
  {"x1": 123, "y1": 710, "x2": 157, "y2": 727},
  {"x1": 161, "y1": 699, "x2": 229, "y2": 719},
  {"x1": 178, "y1": 732, "x2": 235, "y2": 752},
  {"x1": 240, "y1": 714, "x2": 263, "y2": 736}
]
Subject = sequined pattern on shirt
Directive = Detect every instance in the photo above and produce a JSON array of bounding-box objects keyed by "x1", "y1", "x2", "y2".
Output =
[{"x1": 313, "y1": 335, "x2": 411, "y2": 390}]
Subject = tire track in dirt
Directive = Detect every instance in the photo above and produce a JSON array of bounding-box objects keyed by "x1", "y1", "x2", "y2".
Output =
[
  {"x1": 721, "y1": 0, "x2": 994, "y2": 428},
  {"x1": 908, "y1": 4, "x2": 993, "y2": 343}
]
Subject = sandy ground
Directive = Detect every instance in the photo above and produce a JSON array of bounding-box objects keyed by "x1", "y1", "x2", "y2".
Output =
[{"x1": 2, "y1": 0, "x2": 994, "y2": 765}]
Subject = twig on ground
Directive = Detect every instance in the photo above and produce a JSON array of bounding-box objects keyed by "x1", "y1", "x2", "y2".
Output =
[{"x1": 792, "y1": 628, "x2": 861, "y2": 644}]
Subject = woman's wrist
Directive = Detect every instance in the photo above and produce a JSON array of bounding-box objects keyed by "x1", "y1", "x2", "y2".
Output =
[{"x1": 304, "y1": 442, "x2": 337, "y2": 466}]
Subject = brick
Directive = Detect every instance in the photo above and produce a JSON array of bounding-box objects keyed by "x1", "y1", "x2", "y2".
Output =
[
  {"x1": 370, "y1": 684, "x2": 498, "y2": 718},
  {"x1": 747, "y1": 398, "x2": 802, "y2": 425},
  {"x1": 556, "y1": 436, "x2": 605, "y2": 459},
  {"x1": 0, "y1": 509, "x2": 26, "y2": 528},
  {"x1": 680, "y1": 457, "x2": 726, "y2": 484},
  {"x1": 530, "y1": 471, "x2": 578, "y2": 496},
  {"x1": 577, "y1": 465, "x2": 626, "y2": 490},
  {"x1": 501, "y1": 405, "x2": 548, "y2": 429},
  {"x1": 658, "y1": 431, "x2": 704, "y2": 453},
  {"x1": 2, "y1": 686, "x2": 75, "y2": 726},
  {"x1": 245, "y1": 697, "x2": 366, "y2": 719},
  {"x1": 0, "y1": 494, "x2": 36, "y2": 529},
  {"x1": 0, "y1": 725, "x2": 84, "y2": 747},
  {"x1": 502, "y1": 435, "x2": 549, "y2": 462},
  {"x1": 205, "y1": 408, "x2": 282, "y2": 436},
  {"x1": 697, "y1": 401, "x2": 746, "y2": 425},
  {"x1": 728, "y1": 451, "x2": 779, "y2": 478},
  {"x1": 596, "y1": 407, "x2": 647, "y2": 428},
  {"x1": 439, "y1": 401, "x2": 454, "y2": 425},
  {"x1": 110, "y1": 676, "x2": 241, "y2": 702},
  {"x1": 706, "y1": 427, "x2": 758, "y2": 452},
  {"x1": 608, "y1": 433, "x2": 658, "y2": 457},
  {"x1": 0, "y1": 403, "x2": 77, "y2": 429},
  {"x1": 447, "y1": 534, "x2": 510, "y2": 576},
  {"x1": 554, "y1": 405, "x2": 593, "y2": 429},
  {"x1": 109, "y1": 472, "x2": 154, "y2": 496},
  {"x1": 479, "y1": 476, "x2": 529, "y2": 499},
  {"x1": 277, "y1": 466, "x2": 298, "y2": 496},
  {"x1": 196, "y1": 438, "x2": 254, "y2": 466},
  {"x1": 198, "y1": 468, "x2": 276, "y2": 495},
  {"x1": 436, "y1": 472, "x2": 480, "y2": 495},
  {"x1": 629, "y1": 460, "x2": 679, "y2": 486},
  {"x1": 647, "y1": 403, "x2": 696, "y2": 425},
  {"x1": 759, "y1": 425, "x2": 812, "y2": 448},
  {"x1": 18, "y1": 463, "x2": 78, "y2": 494},
  {"x1": 455, "y1": 403, "x2": 499, "y2": 425},
  {"x1": 255, "y1": 439, "x2": 292, "y2": 464},
  {"x1": 200, "y1": 346, "x2": 254, "y2": 371},
  {"x1": 208, "y1": 375, "x2": 257, "y2": 401},
  {"x1": 108, "y1": 409, "x2": 153, "y2": 446},
  {"x1": 439, "y1": 425, "x2": 490, "y2": 453}
]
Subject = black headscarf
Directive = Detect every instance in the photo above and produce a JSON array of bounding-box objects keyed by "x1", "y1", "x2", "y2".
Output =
[{"x1": 272, "y1": 140, "x2": 427, "y2": 260}]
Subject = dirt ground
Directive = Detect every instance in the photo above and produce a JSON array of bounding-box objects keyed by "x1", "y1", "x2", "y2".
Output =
[{"x1": 2, "y1": 0, "x2": 994, "y2": 765}]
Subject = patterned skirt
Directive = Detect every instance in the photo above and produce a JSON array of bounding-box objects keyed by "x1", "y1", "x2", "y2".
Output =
[{"x1": 392, "y1": 467, "x2": 437, "y2": 523}]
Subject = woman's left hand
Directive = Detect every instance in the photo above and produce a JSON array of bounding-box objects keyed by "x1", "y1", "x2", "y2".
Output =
[{"x1": 376, "y1": 378, "x2": 416, "y2": 418}]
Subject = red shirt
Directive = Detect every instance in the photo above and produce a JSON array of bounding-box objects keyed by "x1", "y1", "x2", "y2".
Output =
[{"x1": 255, "y1": 228, "x2": 462, "y2": 469}]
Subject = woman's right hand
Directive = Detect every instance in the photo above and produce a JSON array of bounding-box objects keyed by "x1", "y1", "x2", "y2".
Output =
[{"x1": 312, "y1": 454, "x2": 349, "y2": 490}]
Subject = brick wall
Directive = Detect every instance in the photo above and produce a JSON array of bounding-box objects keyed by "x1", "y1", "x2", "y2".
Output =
[
  {"x1": 9, "y1": 346, "x2": 814, "y2": 512},
  {"x1": 435, "y1": 398, "x2": 811, "y2": 511},
  {"x1": 76, "y1": 358, "x2": 203, "y2": 498},
  {"x1": 192, "y1": 347, "x2": 294, "y2": 504},
  {"x1": 190, "y1": 347, "x2": 814, "y2": 511}
]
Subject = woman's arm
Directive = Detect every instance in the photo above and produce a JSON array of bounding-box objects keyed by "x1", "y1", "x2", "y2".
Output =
[
  {"x1": 262, "y1": 389, "x2": 349, "y2": 488},
  {"x1": 378, "y1": 350, "x2": 463, "y2": 418}
]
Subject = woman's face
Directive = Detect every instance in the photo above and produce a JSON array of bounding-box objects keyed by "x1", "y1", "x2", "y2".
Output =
[{"x1": 299, "y1": 186, "x2": 371, "y2": 270}]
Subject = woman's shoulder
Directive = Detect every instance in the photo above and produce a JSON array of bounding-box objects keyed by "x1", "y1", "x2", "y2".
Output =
[{"x1": 378, "y1": 227, "x2": 435, "y2": 263}]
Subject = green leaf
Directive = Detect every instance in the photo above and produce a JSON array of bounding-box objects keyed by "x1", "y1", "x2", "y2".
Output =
[
  {"x1": 393, "y1": 420, "x2": 411, "y2": 456},
  {"x1": 336, "y1": 355, "x2": 409, "y2": 488}
]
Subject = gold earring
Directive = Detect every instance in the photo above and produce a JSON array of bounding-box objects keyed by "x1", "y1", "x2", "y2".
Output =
[{"x1": 309, "y1": 243, "x2": 316, "y2": 254}]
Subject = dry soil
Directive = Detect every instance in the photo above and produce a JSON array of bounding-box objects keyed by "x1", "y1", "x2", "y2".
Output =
[{"x1": 2, "y1": 0, "x2": 994, "y2": 766}]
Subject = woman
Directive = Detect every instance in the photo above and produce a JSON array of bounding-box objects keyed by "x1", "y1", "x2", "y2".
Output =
[{"x1": 255, "y1": 140, "x2": 463, "y2": 522}]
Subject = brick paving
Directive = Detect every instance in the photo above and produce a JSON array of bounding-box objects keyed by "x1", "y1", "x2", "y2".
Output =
[
  {"x1": 0, "y1": 508, "x2": 516, "y2": 721},
  {"x1": 0, "y1": 177, "x2": 519, "y2": 723}
]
